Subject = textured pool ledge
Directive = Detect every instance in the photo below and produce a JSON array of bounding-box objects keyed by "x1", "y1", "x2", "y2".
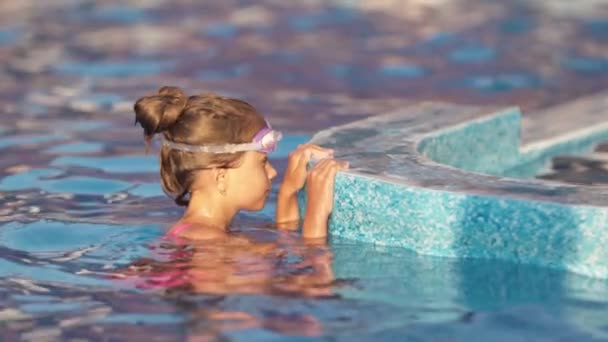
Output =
[{"x1": 308, "y1": 92, "x2": 608, "y2": 278}]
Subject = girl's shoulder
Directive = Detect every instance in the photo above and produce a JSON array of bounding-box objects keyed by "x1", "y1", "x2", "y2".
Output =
[{"x1": 165, "y1": 221, "x2": 228, "y2": 241}]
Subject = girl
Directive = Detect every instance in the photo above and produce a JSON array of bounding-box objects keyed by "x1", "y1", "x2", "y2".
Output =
[{"x1": 134, "y1": 86, "x2": 348, "y2": 241}]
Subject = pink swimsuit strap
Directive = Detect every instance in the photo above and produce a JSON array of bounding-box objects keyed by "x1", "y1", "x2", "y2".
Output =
[{"x1": 167, "y1": 223, "x2": 191, "y2": 237}]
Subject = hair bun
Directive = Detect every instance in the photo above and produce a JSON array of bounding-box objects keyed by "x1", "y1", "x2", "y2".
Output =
[{"x1": 134, "y1": 86, "x2": 187, "y2": 146}]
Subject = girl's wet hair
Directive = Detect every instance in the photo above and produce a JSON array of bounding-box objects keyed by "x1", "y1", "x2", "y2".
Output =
[{"x1": 134, "y1": 86, "x2": 267, "y2": 206}]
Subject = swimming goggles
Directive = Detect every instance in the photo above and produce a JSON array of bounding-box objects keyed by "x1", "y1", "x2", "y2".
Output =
[{"x1": 162, "y1": 123, "x2": 282, "y2": 154}]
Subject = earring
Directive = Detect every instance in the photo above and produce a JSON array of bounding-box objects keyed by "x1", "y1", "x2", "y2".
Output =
[{"x1": 219, "y1": 187, "x2": 227, "y2": 196}]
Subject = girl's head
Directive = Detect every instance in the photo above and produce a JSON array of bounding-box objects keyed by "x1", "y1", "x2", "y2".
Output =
[{"x1": 134, "y1": 86, "x2": 277, "y2": 210}]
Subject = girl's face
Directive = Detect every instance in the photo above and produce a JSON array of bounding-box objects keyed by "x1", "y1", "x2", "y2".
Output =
[{"x1": 228, "y1": 151, "x2": 277, "y2": 211}]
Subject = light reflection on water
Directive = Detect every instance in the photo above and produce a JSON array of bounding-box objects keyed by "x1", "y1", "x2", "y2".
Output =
[
  {"x1": 3, "y1": 217, "x2": 608, "y2": 340},
  {"x1": 1, "y1": 0, "x2": 608, "y2": 340}
]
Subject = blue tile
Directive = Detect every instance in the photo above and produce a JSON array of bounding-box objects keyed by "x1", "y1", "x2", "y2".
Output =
[{"x1": 304, "y1": 102, "x2": 608, "y2": 278}]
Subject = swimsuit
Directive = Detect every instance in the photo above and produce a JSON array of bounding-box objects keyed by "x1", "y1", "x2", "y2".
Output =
[{"x1": 165, "y1": 222, "x2": 191, "y2": 238}]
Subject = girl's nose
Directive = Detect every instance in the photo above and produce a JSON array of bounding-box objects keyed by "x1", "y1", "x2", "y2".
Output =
[{"x1": 268, "y1": 163, "x2": 277, "y2": 180}]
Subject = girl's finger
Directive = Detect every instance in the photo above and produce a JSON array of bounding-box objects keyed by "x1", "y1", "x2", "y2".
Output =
[
  {"x1": 292, "y1": 145, "x2": 333, "y2": 166},
  {"x1": 318, "y1": 160, "x2": 337, "y2": 177},
  {"x1": 306, "y1": 144, "x2": 334, "y2": 153},
  {"x1": 315, "y1": 158, "x2": 333, "y2": 169},
  {"x1": 291, "y1": 147, "x2": 312, "y2": 170},
  {"x1": 309, "y1": 150, "x2": 334, "y2": 163},
  {"x1": 310, "y1": 159, "x2": 333, "y2": 174},
  {"x1": 311, "y1": 161, "x2": 335, "y2": 181},
  {"x1": 322, "y1": 163, "x2": 339, "y2": 189},
  {"x1": 319, "y1": 160, "x2": 347, "y2": 175},
  {"x1": 303, "y1": 145, "x2": 334, "y2": 157},
  {"x1": 294, "y1": 147, "x2": 329, "y2": 166}
]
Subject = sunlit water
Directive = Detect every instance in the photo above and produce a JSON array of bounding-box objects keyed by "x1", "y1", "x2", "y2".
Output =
[{"x1": 1, "y1": 0, "x2": 608, "y2": 340}]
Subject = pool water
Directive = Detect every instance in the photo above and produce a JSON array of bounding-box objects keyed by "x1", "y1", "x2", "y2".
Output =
[
  {"x1": 2, "y1": 215, "x2": 608, "y2": 341},
  {"x1": 3, "y1": 136, "x2": 608, "y2": 341},
  {"x1": 1, "y1": 0, "x2": 608, "y2": 340}
]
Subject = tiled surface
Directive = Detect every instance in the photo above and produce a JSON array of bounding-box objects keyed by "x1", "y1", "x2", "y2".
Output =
[{"x1": 308, "y1": 96, "x2": 608, "y2": 278}]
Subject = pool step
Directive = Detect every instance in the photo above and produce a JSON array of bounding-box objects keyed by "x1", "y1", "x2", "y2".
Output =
[{"x1": 306, "y1": 91, "x2": 608, "y2": 278}]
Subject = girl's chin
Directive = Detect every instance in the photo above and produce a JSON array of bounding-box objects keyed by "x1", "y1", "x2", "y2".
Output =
[{"x1": 246, "y1": 194, "x2": 269, "y2": 211}]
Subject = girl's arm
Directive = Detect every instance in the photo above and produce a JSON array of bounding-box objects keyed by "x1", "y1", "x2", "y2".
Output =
[
  {"x1": 275, "y1": 144, "x2": 348, "y2": 240},
  {"x1": 276, "y1": 187, "x2": 300, "y2": 230}
]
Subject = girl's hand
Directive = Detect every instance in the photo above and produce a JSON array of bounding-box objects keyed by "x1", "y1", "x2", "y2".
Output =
[
  {"x1": 280, "y1": 144, "x2": 334, "y2": 197},
  {"x1": 302, "y1": 159, "x2": 349, "y2": 239},
  {"x1": 276, "y1": 144, "x2": 333, "y2": 229}
]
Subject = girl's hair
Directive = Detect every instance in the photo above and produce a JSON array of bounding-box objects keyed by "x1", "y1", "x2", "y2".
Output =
[{"x1": 134, "y1": 86, "x2": 267, "y2": 206}]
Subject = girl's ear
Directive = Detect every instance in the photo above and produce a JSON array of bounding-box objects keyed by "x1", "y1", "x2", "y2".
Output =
[{"x1": 214, "y1": 168, "x2": 228, "y2": 196}]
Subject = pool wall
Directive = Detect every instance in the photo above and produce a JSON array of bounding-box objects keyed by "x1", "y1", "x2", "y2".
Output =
[{"x1": 303, "y1": 92, "x2": 608, "y2": 278}]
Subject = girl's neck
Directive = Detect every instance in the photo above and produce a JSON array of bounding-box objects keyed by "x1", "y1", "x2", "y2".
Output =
[{"x1": 181, "y1": 190, "x2": 237, "y2": 230}]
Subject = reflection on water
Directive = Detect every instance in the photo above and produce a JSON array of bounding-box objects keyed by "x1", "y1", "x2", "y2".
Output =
[
  {"x1": 4, "y1": 223, "x2": 608, "y2": 340},
  {"x1": 1, "y1": 0, "x2": 608, "y2": 340},
  {"x1": 117, "y1": 229, "x2": 339, "y2": 298}
]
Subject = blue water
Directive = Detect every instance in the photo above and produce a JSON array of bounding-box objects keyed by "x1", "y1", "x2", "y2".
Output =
[
  {"x1": 2, "y1": 135, "x2": 608, "y2": 340},
  {"x1": 1, "y1": 0, "x2": 608, "y2": 340}
]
